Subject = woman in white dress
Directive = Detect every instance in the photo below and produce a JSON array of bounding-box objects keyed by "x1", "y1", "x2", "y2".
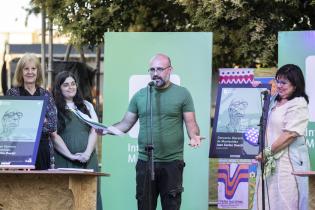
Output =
[{"x1": 253, "y1": 64, "x2": 309, "y2": 210}]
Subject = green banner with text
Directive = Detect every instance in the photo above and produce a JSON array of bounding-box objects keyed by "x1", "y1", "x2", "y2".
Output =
[
  {"x1": 101, "y1": 32, "x2": 212, "y2": 210},
  {"x1": 278, "y1": 31, "x2": 315, "y2": 170}
]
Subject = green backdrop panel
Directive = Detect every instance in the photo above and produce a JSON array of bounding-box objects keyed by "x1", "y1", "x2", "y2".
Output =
[
  {"x1": 101, "y1": 32, "x2": 212, "y2": 210},
  {"x1": 278, "y1": 31, "x2": 315, "y2": 170}
]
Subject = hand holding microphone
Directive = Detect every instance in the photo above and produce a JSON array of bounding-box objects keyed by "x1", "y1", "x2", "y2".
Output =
[
  {"x1": 261, "y1": 90, "x2": 270, "y2": 95},
  {"x1": 251, "y1": 80, "x2": 270, "y2": 96}
]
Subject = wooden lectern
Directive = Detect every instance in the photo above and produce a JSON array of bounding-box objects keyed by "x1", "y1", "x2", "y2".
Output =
[
  {"x1": 0, "y1": 170, "x2": 109, "y2": 210},
  {"x1": 293, "y1": 171, "x2": 315, "y2": 210}
]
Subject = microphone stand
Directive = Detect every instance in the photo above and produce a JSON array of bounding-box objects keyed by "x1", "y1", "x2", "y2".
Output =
[
  {"x1": 146, "y1": 84, "x2": 155, "y2": 181},
  {"x1": 145, "y1": 82, "x2": 155, "y2": 210},
  {"x1": 258, "y1": 91, "x2": 270, "y2": 210}
]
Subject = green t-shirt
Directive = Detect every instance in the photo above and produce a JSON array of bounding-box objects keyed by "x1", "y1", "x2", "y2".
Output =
[{"x1": 128, "y1": 83, "x2": 195, "y2": 161}]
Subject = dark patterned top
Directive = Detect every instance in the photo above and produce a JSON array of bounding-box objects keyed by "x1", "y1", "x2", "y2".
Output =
[{"x1": 6, "y1": 87, "x2": 57, "y2": 135}]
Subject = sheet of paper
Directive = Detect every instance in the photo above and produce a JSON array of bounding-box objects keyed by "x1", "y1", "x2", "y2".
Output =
[
  {"x1": 70, "y1": 108, "x2": 124, "y2": 136},
  {"x1": 49, "y1": 168, "x2": 94, "y2": 172}
]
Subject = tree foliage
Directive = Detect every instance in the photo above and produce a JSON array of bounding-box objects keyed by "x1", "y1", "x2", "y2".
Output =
[
  {"x1": 28, "y1": 0, "x2": 190, "y2": 48},
  {"x1": 177, "y1": 0, "x2": 315, "y2": 69},
  {"x1": 27, "y1": 0, "x2": 315, "y2": 68}
]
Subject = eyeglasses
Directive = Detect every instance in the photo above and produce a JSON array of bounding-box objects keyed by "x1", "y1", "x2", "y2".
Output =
[
  {"x1": 3, "y1": 112, "x2": 23, "y2": 118},
  {"x1": 275, "y1": 79, "x2": 289, "y2": 86},
  {"x1": 148, "y1": 66, "x2": 170, "y2": 73},
  {"x1": 61, "y1": 81, "x2": 77, "y2": 88}
]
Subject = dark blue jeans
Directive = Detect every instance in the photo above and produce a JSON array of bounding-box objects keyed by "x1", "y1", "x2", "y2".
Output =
[{"x1": 136, "y1": 160, "x2": 185, "y2": 210}]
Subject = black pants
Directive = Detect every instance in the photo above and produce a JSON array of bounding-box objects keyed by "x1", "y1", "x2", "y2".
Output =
[
  {"x1": 136, "y1": 160, "x2": 185, "y2": 210},
  {"x1": 35, "y1": 138, "x2": 50, "y2": 170}
]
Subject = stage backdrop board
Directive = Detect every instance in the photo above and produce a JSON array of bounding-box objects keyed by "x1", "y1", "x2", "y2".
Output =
[
  {"x1": 101, "y1": 32, "x2": 212, "y2": 210},
  {"x1": 278, "y1": 31, "x2": 315, "y2": 170},
  {"x1": 0, "y1": 96, "x2": 47, "y2": 169}
]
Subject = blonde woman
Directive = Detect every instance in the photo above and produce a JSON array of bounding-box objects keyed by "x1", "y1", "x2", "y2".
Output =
[{"x1": 6, "y1": 53, "x2": 57, "y2": 170}]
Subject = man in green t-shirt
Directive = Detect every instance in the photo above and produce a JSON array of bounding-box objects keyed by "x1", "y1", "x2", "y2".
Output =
[{"x1": 106, "y1": 53, "x2": 203, "y2": 210}]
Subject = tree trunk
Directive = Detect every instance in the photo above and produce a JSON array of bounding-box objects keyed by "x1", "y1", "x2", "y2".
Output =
[
  {"x1": 95, "y1": 44, "x2": 101, "y2": 119},
  {"x1": 41, "y1": 4, "x2": 46, "y2": 88},
  {"x1": 64, "y1": 44, "x2": 72, "y2": 61},
  {"x1": 79, "y1": 47, "x2": 86, "y2": 64},
  {"x1": 47, "y1": 17, "x2": 53, "y2": 91}
]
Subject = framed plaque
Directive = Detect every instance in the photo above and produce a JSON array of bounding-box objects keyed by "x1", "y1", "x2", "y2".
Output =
[
  {"x1": 209, "y1": 84, "x2": 270, "y2": 159},
  {"x1": 0, "y1": 96, "x2": 47, "y2": 169}
]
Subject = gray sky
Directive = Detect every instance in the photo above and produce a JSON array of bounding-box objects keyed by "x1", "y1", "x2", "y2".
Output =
[{"x1": 0, "y1": 0, "x2": 41, "y2": 32}]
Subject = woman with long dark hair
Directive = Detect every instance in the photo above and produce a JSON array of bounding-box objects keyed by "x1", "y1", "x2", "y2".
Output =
[
  {"x1": 51, "y1": 71, "x2": 102, "y2": 209},
  {"x1": 51, "y1": 71, "x2": 99, "y2": 170},
  {"x1": 253, "y1": 64, "x2": 309, "y2": 210}
]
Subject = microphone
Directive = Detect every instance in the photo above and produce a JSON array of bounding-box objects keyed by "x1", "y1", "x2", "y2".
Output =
[
  {"x1": 148, "y1": 80, "x2": 158, "y2": 86},
  {"x1": 261, "y1": 90, "x2": 269, "y2": 95}
]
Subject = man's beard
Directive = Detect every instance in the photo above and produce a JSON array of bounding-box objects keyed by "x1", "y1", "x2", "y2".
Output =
[{"x1": 152, "y1": 76, "x2": 166, "y2": 87}]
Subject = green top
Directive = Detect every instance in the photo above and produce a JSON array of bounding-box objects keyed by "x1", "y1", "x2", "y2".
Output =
[
  {"x1": 54, "y1": 111, "x2": 99, "y2": 171},
  {"x1": 128, "y1": 83, "x2": 195, "y2": 161}
]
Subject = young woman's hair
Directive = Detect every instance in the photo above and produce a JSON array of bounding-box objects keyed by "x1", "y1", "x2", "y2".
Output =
[
  {"x1": 275, "y1": 64, "x2": 309, "y2": 103},
  {"x1": 52, "y1": 71, "x2": 91, "y2": 133},
  {"x1": 13, "y1": 53, "x2": 43, "y2": 87}
]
